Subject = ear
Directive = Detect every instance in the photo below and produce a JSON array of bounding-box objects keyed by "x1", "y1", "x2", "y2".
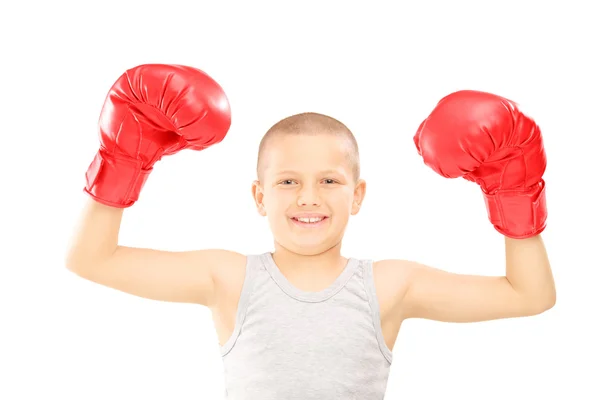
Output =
[
  {"x1": 251, "y1": 180, "x2": 267, "y2": 216},
  {"x1": 351, "y1": 179, "x2": 367, "y2": 215}
]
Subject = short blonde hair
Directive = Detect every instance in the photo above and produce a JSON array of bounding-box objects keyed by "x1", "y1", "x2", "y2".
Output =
[{"x1": 256, "y1": 112, "x2": 360, "y2": 182}]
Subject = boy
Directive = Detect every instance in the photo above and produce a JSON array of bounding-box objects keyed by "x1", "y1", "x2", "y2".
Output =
[{"x1": 65, "y1": 64, "x2": 556, "y2": 399}]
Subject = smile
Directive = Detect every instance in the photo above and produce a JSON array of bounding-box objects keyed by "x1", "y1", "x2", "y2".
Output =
[{"x1": 291, "y1": 216, "x2": 329, "y2": 227}]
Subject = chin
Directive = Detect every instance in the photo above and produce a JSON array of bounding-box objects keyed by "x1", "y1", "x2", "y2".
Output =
[
  {"x1": 271, "y1": 219, "x2": 346, "y2": 255},
  {"x1": 276, "y1": 237, "x2": 341, "y2": 256},
  {"x1": 294, "y1": 244, "x2": 331, "y2": 256}
]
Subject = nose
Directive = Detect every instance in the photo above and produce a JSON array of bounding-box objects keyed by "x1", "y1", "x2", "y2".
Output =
[{"x1": 297, "y1": 184, "x2": 321, "y2": 207}]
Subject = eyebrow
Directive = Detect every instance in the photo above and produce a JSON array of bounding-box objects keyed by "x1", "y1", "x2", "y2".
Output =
[{"x1": 274, "y1": 169, "x2": 345, "y2": 176}]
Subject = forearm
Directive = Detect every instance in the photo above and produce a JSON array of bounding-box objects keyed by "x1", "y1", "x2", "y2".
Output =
[
  {"x1": 65, "y1": 198, "x2": 124, "y2": 270},
  {"x1": 504, "y1": 235, "x2": 556, "y2": 311}
]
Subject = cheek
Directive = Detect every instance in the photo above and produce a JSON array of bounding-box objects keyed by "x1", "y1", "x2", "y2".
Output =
[
  {"x1": 327, "y1": 192, "x2": 355, "y2": 212},
  {"x1": 263, "y1": 191, "x2": 291, "y2": 212}
]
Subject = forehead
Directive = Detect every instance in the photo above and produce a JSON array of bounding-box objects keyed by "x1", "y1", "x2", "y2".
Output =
[{"x1": 263, "y1": 134, "x2": 352, "y2": 175}]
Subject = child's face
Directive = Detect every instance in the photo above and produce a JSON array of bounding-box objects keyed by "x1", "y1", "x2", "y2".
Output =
[{"x1": 253, "y1": 134, "x2": 366, "y2": 255}]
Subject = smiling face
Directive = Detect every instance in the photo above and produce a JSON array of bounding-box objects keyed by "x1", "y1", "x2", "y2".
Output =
[{"x1": 252, "y1": 131, "x2": 366, "y2": 256}]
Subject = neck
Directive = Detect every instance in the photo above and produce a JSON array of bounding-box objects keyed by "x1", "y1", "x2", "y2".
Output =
[{"x1": 271, "y1": 241, "x2": 346, "y2": 274}]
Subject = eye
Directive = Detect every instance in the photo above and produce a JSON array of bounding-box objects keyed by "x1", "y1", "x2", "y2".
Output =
[
  {"x1": 279, "y1": 179, "x2": 296, "y2": 185},
  {"x1": 323, "y1": 178, "x2": 337, "y2": 184}
]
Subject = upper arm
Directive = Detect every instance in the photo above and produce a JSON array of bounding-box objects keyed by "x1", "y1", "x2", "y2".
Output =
[
  {"x1": 378, "y1": 260, "x2": 537, "y2": 323},
  {"x1": 68, "y1": 247, "x2": 246, "y2": 307}
]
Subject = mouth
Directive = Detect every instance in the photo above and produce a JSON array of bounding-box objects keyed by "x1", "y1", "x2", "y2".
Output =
[{"x1": 290, "y1": 216, "x2": 329, "y2": 228}]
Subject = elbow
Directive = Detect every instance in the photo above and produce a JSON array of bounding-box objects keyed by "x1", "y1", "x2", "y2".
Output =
[
  {"x1": 526, "y1": 292, "x2": 556, "y2": 316},
  {"x1": 64, "y1": 256, "x2": 97, "y2": 281},
  {"x1": 541, "y1": 286, "x2": 557, "y2": 312},
  {"x1": 543, "y1": 292, "x2": 557, "y2": 312},
  {"x1": 64, "y1": 252, "x2": 78, "y2": 272},
  {"x1": 533, "y1": 300, "x2": 555, "y2": 316},
  {"x1": 64, "y1": 248, "x2": 84, "y2": 272},
  {"x1": 64, "y1": 246, "x2": 109, "y2": 273},
  {"x1": 65, "y1": 258, "x2": 85, "y2": 276},
  {"x1": 64, "y1": 250, "x2": 93, "y2": 274}
]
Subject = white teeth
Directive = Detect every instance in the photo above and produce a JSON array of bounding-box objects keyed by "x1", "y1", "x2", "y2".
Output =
[{"x1": 297, "y1": 217, "x2": 324, "y2": 223}]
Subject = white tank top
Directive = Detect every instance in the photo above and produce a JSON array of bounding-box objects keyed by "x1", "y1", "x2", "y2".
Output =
[{"x1": 219, "y1": 252, "x2": 393, "y2": 399}]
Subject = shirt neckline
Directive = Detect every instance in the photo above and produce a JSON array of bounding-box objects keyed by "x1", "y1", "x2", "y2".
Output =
[{"x1": 260, "y1": 252, "x2": 360, "y2": 302}]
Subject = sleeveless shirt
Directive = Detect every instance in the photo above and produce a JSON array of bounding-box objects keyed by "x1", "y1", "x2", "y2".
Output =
[{"x1": 219, "y1": 252, "x2": 393, "y2": 399}]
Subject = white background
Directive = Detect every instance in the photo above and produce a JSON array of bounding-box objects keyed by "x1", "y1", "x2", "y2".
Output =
[{"x1": 2, "y1": 1, "x2": 599, "y2": 399}]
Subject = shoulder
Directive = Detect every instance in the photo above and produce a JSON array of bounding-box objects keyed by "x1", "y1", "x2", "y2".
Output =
[
  {"x1": 373, "y1": 258, "x2": 417, "y2": 279},
  {"x1": 208, "y1": 250, "x2": 248, "y2": 285},
  {"x1": 371, "y1": 259, "x2": 417, "y2": 303},
  {"x1": 209, "y1": 251, "x2": 274, "y2": 295}
]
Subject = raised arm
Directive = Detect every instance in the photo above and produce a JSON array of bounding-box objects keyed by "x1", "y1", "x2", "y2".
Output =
[
  {"x1": 65, "y1": 199, "x2": 244, "y2": 306},
  {"x1": 65, "y1": 64, "x2": 241, "y2": 307},
  {"x1": 387, "y1": 90, "x2": 556, "y2": 323},
  {"x1": 382, "y1": 235, "x2": 555, "y2": 323}
]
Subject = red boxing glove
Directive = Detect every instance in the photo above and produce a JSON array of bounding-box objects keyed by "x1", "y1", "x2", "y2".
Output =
[
  {"x1": 84, "y1": 64, "x2": 231, "y2": 208},
  {"x1": 413, "y1": 90, "x2": 547, "y2": 239}
]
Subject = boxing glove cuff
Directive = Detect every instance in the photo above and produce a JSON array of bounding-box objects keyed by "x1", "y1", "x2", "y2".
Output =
[
  {"x1": 84, "y1": 149, "x2": 152, "y2": 208},
  {"x1": 482, "y1": 179, "x2": 547, "y2": 239}
]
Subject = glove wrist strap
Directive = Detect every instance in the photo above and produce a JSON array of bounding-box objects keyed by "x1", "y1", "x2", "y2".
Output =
[
  {"x1": 83, "y1": 150, "x2": 152, "y2": 208},
  {"x1": 482, "y1": 180, "x2": 547, "y2": 239}
]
